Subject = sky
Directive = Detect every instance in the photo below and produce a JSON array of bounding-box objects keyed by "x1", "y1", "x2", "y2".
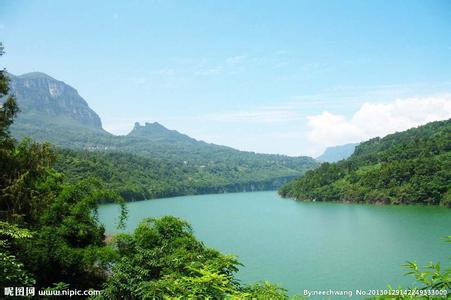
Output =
[{"x1": 1, "y1": 0, "x2": 451, "y2": 156}]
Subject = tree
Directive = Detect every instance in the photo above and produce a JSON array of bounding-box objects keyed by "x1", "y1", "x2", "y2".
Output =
[
  {"x1": 279, "y1": 119, "x2": 451, "y2": 206},
  {"x1": 0, "y1": 221, "x2": 34, "y2": 286},
  {"x1": 99, "y1": 216, "x2": 289, "y2": 299},
  {"x1": 0, "y1": 42, "x2": 18, "y2": 148},
  {"x1": 0, "y1": 44, "x2": 126, "y2": 289}
]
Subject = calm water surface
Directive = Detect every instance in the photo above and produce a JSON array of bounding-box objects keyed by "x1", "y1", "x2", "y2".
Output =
[{"x1": 98, "y1": 191, "x2": 450, "y2": 296}]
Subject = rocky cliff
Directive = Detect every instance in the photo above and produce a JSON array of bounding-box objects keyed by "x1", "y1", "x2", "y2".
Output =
[{"x1": 9, "y1": 72, "x2": 102, "y2": 129}]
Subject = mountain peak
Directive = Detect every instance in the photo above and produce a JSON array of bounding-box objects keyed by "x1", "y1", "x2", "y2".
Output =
[
  {"x1": 129, "y1": 121, "x2": 196, "y2": 143},
  {"x1": 18, "y1": 72, "x2": 59, "y2": 81},
  {"x1": 134, "y1": 121, "x2": 165, "y2": 128},
  {"x1": 316, "y1": 143, "x2": 359, "y2": 162},
  {"x1": 8, "y1": 72, "x2": 103, "y2": 130},
  {"x1": 132, "y1": 121, "x2": 169, "y2": 133}
]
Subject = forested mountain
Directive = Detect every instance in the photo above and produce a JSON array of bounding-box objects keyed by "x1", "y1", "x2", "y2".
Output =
[
  {"x1": 280, "y1": 120, "x2": 451, "y2": 206},
  {"x1": 1, "y1": 65, "x2": 288, "y2": 298},
  {"x1": 7, "y1": 72, "x2": 318, "y2": 199},
  {"x1": 56, "y1": 149, "x2": 300, "y2": 201},
  {"x1": 316, "y1": 142, "x2": 359, "y2": 162}
]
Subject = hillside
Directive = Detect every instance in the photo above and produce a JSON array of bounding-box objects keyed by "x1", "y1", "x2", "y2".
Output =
[
  {"x1": 316, "y1": 143, "x2": 359, "y2": 162},
  {"x1": 56, "y1": 149, "x2": 300, "y2": 201},
  {"x1": 6, "y1": 72, "x2": 318, "y2": 199},
  {"x1": 279, "y1": 119, "x2": 451, "y2": 206}
]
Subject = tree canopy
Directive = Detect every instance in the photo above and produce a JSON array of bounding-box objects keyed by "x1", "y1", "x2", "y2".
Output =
[
  {"x1": 279, "y1": 119, "x2": 451, "y2": 206},
  {"x1": 0, "y1": 48, "x2": 288, "y2": 298}
]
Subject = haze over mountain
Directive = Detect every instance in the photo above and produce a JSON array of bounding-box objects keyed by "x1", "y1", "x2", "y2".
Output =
[
  {"x1": 316, "y1": 143, "x2": 359, "y2": 163},
  {"x1": 6, "y1": 72, "x2": 318, "y2": 199}
]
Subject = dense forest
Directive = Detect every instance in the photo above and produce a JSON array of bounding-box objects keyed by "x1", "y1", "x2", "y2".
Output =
[
  {"x1": 279, "y1": 119, "x2": 451, "y2": 206},
  {"x1": 8, "y1": 71, "x2": 318, "y2": 201},
  {"x1": 55, "y1": 149, "x2": 300, "y2": 201},
  {"x1": 2, "y1": 44, "x2": 449, "y2": 298},
  {"x1": 0, "y1": 52, "x2": 290, "y2": 298}
]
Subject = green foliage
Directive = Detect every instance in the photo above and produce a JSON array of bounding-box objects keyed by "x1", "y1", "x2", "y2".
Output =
[
  {"x1": 0, "y1": 251, "x2": 35, "y2": 287},
  {"x1": 0, "y1": 222, "x2": 35, "y2": 286},
  {"x1": 0, "y1": 48, "x2": 289, "y2": 298},
  {"x1": 55, "y1": 149, "x2": 308, "y2": 202},
  {"x1": 0, "y1": 58, "x2": 19, "y2": 147},
  {"x1": 0, "y1": 221, "x2": 32, "y2": 240},
  {"x1": 401, "y1": 236, "x2": 450, "y2": 292},
  {"x1": 9, "y1": 176, "x2": 127, "y2": 288},
  {"x1": 280, "y1": 119, "x2": 451, "y2": 206},
  {"x1": 242, "y1": 281, "x2": 289, "y2": 299},
  {"x1": 0, "y1": 44, "x2": 35, "y2": 287},
  {"x1": 0, "y1": 51, "x2": 287, "y2": 297},
  {"x1": 0, "y1": 138, "x2": 56, "y2": 224},
  {"x1": 372, "y1": 238, "x2": 450, "y2": 300},
  {"x1": 14, "y1": 120, "x2": 319, "y2": 201},
  {"x1": 100, "y1": 216, "x2": 290, "y2": 299},
  {"x1": 100, "y1": 216, "x2": 238, "y2": 298},
  {"x1": 5, "y1": 71, "x2": 318, "y2": 201},
  {"x1": 403, "y1": 261, "x2": 450, "y2": 290},
  {"x1": 0, "y1": 57, "x2": 126, "y2": 289}
]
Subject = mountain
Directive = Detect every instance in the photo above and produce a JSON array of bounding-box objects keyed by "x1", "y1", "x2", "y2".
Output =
[
  {"x1": 6, "y1": 72, "x2": 319, "y2": 200},
  {"x1": 316, "y1": 143, "x2": 359, "y2": 162},
  {"x1": 8, "y1": 72, "x2": 111, "y2": 150},
  {"x1": 129, "y1": 121, "x2": 197, "y2": 143},
  {"x1": 56, "y1": 149, "x2": 302, "y2": 201},
  {"x1": 279, "y1": 119, "x2": 451, "y2": 206},
  {"x1": 9, "y1": 72, "x2": 103, "y2": 129}
]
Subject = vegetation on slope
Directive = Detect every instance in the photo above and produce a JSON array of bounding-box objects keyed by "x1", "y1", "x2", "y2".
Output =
[
  {"x1": 279, "y1": 119, "x2": 451, "y2": 206},
  {"x1": 0, "y1": 53, "x2": 287, "y2": 298},
  {"x1": 55, "y1": 149, "x2": 301, "y2": 201},
  {"x1": 12, "y1": 121, "x2": 318, "y2": 202},
  {"x1": 8, "y1": 71, "x2": 318, "y2": 200},
  {"x1": 99, "y1": 216, "x2": 288, "y2": 299},
  {"x1": 1, "y1": 44, "x2": 449, "y2": 299}
]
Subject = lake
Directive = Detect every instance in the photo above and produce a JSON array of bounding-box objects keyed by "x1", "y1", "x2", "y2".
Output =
[{"x1": 98, "y1": 191, "x2": 451, "y2": 297}]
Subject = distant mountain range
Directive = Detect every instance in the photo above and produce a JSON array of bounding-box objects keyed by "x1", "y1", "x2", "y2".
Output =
[
  {"x1": 7, "y1": 72, "x2": 318, "y2": 200},
  {"x1": 316, "y1": 143, "x2": 359, "y2": 162}
]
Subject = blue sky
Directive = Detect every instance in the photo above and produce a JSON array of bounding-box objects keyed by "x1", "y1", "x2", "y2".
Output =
[{"x1": 1, "y1": 0, "x2": 451, "y2": 156}]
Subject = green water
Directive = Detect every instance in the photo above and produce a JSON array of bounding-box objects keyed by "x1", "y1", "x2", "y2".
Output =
[{"x1": 98, "y1": 191, "x2": 450, "y2": 296}]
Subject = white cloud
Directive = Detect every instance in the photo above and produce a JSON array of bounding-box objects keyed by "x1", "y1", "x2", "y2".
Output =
[{"x1": 306, "y1": 95, "x2": 451, "y2": 156}]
